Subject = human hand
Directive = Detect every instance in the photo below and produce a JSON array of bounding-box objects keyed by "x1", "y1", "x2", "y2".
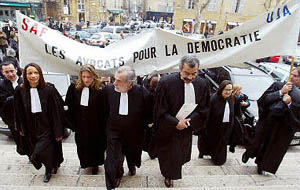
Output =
[
  {"x1": 176, "y1": 119, "x2": 190, "y2": 130},
  {"x1": 281, "y1": 82, "x2": 292, "y2": 95},
  {"x1": 19, "y1": 131, "x2": 24, "y2": 136},
  {"x1": 56, "y1": 136, "x2": 63, "y2": 141},
  {"x1": 240, "y1": 101, "x2": 247, "y2": 106},
  {"x1": 283, "y1": 94, "x2": 291, "y2": 105}
]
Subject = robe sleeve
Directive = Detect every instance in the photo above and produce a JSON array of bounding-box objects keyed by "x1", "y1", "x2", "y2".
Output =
[
  {"x1": 189, "y1": 79, "x2": 210, "y2": 131},
  {"x1": 142, "y1": 86, "x2": 153, "y2": 125},
  {"x1": 153, "y1": 80, "x2": 178, "y2": 134},
  {"x1": 0, "y1": 84, "x2": 14, "y2": 125},
  {"x1": 65, "y1": 84, "x2": 76, "y2": 131},
  {"x1": 48, "y1": 86, "x2": 64, "y2": 139},
  {"x1": 14, "y1": 87, "x2": 26, "y2": 134}
]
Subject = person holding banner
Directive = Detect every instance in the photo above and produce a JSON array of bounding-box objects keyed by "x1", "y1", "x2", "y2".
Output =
[
  {"x1": 65, "y1": 64, "x2": 106, "y2": 175},
  {"x1": 153, "y1": 55, "x2": 210, "y2": 187},
  {"x1": 242, "y1": 66, "x2": 300, "y2": 175},
  {"x1": 14, "y1": 63, "x2": 64, "y2": 182},
  {"x1": 197, "y1": 80, "x2": 234, "y2": 165},
  {"x1": 103, "y1": 66, "x2": 152, "y2": 190}
]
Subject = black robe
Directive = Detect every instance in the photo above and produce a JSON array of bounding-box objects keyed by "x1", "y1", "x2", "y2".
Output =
[
  {"x1": 103, "y1": 84, "x2": 151, "y2": 190},
  {"x1": 154, "y1": 73, "x2": 210, "y2": 180},
  {"x1": 198, "y1": 93, "x2": 234, "y2": 165},
  {"x1": 0, "y1": 77, "x2": 28, "y2": 155},
  {"x1": 65, "y1": 83, "x2": 105, "y2": 168},
  {"x1": 229, "y1": 93, "x2": 250, "y2": 147},
  {"x1": 246, "y1": 82, "x2": 300, "y2": 174},
  {"x1": 15, "y1": 84, "x2": 64, "y2": 171}
]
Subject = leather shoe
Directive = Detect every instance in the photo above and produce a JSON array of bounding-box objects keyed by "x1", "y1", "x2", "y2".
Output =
[
  {"x1": 113, "y1": 178, "x2": 121, "y2": 188},
  {"x1": 164, "y1": 178, "x2": 173, "y2": 188},
  {"x1": 242, "y1": 152, "x2": 249, "y2": 163},
  {"x1": 52, "y1": 165, "x2": 60, "y2": 174},
  {"x1": 43, "y1": 172, "x2": 52, "y2": 183},
  {"x1": 128, "y1": 166, "x2": 136, "y2": 176},
  {"x1": 92, "y1": 166, "x2": 98, "y2": 175}
]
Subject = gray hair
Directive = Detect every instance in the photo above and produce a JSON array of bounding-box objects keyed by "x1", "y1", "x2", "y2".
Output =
[
  {"x1": 116, "y1": 65, "x2": 136, "y2": 83},
  {"x1": 179, "y1": 55, "x2": 200, "y2": 70}
]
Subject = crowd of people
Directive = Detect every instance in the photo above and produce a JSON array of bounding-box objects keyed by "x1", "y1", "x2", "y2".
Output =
[{"x1": 0, "y1": 55, "x2": 300, "y2": 189}]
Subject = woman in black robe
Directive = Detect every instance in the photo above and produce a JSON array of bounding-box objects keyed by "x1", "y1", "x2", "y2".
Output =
[
  {"x1": 228, "y1": 84, "x2": 250, "y2": 152},
  {"x1": 15, "y1": 63, "x2": 64, "y2": 183},
  {"x1": 65, "y1": 64, "x2": 105, "y2": 175},
  {"x1": 198, "y1": 80, "x2": 234, "y2": 165}
]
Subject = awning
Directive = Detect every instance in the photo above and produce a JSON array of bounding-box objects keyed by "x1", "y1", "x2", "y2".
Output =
[
  {"x1": 227, "y1": 21, "x2": 237, "y2": 25},
  {"x1": 107, "y1": 9, "x2": 123, "y2": 14},
  {"x1": 0, "y1": 1, "x2": 30, "y2": 8},
  {"x1": 30, "y1": 3, "x2": 42, "y2": 8}
]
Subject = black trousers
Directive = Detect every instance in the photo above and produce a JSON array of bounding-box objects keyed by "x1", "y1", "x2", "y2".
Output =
[{"x1": 104, "y1": 133, "x2": 135, "y2": 190}]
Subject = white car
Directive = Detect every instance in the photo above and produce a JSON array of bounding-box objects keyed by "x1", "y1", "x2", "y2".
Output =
[{"x1": 258, "y1": 62, "x2": 291, "y2": 83}]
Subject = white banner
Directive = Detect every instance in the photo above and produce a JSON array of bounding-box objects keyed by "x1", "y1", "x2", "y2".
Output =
[{"x1": 17, "y1": 0, "x2": 300, "y2": 76}]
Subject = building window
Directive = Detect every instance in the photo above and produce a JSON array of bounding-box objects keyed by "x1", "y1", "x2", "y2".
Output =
[
  {"x1": 185, "y1": 0, "x2": 194, "y2": 9},
  {"x1": 63, "y1": 0, "x2": 70, "y2": 14},
  {"x1": 232, "y1": 0, "x2": 244, "y2": 13},
  {"x1": 78, "y1": 0, "x2": 85, "y2": 11},
  {"x1": 207, "y1": 0, "x2": 217, "y2": 11}
]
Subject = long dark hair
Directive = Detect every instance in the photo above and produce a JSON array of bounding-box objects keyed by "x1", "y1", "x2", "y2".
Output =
[
  {"x1": 217, "y1": 80, "x2": 233, "y2": 95},
  {"x1": 22, "y1": 63, "x2": 47, "y2": 89}
]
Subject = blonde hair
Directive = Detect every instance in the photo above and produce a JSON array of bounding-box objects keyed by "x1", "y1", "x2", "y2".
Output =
[
  {"x1": 232, "y1": 84, "x2": 242, "y2": 96},
  {"x1": 75, "y1": 64, "x2": 102, "y2": 90}
]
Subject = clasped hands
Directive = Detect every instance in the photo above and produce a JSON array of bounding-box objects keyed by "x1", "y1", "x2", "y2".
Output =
[
  {"x1": 281, "y1": 82, "x2": 292, "y2": 105},
  {"x1": 176, "y1": 118, "x2": 191, "y2": 130}
]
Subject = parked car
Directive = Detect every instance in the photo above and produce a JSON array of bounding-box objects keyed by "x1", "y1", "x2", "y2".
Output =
[
  {"x1": 101, "y1": 26, "x2": 130, "y2": 36},
  {"x1": 0, "y1": 73, "x2": 72, "y2": 138},
  {"x1": 203, "y1": 62, "x2": 300, "y2": 146},
  {"x1": 67, "y1": 30, "x2": 92, "y2": 41},
  {"x1": 88, "y1": 32, "x2": 111, "y2": 47},
  {"x1": 282, "y1": 45, "x2": 300, "y2": 65},
  {"x1": 203, "y1": 62, "x2": 275, "y2": 125},
  {"x1": 256, "y1": 56, "x2": 280, "y2": 63},
  {"x1": 258, "y1": 62, "x2": 291, "y2": 83}
]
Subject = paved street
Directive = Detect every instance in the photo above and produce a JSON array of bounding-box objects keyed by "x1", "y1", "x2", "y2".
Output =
[{"x1": 1, "y1": 127, "x2": 300, "y2": 189}]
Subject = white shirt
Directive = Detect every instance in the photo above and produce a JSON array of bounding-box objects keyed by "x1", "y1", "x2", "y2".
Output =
[
  {"x1": 30, "y1": 88, "x2": 42, "y2": 113},
  {"x1": 80, "y1": 87, "x2": 89, "y2": 106},
  {"x1": 11, "y1": 76, "x2": 19, "y2": 89},
  {"x1": 119, "y1": 92, "x2": 128, "y2": 115},
  {"x1": 184, "y1": 83, "x2": 196, "y2": 104}
]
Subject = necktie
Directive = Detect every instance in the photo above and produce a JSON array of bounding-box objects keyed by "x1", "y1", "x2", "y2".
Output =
[
  {"x1": 80, "y1": 87, "x2": 89, "y2": 106},
  {"x1": 223, "y1": 101, "x2": 230, "y2": 123},
  {"x1": 119, "y1": 92, "x2": 128, "y2": 115},
  {"x1": 30, "y1": 88, "x2": 42, "y2": 113},
  {"x1": 184, "y1": 83, "x2": 196, "y2": 104}
]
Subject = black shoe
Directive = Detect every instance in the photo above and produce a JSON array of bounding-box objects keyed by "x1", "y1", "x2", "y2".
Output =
[
  {"x1": 92, "y1": 166, "x2": 98, "y2": 175},
  {"x1": 128, "y1": 166, "x2": 136, "y2": 176},
  {"x1": 164, "y1": 178, "x2": 173, "y2": 188},
  {"x1": 43, "y1": 172, "x2": 52, "y2": 183},
  {"x1": 52, "y1": 166, "x2": 59, "y2": 174},
  {"x1": 242, "y1": 152, "x2": 249, "y2": 163},
  {"x1": 229, "y1": 146, "x2": 235, "y2": 153}
]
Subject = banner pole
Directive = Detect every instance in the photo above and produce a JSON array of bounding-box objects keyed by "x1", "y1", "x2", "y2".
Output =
[{"x1": 288, "y1": 56, "x2": 295, "y2": 82}]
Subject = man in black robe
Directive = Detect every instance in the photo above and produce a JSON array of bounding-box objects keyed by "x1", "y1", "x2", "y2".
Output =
[
  {"x1": 242, "y1": 66, "x2": 300, "y2": 174},
  {"x1": 103, "y1": 66, "x2": 152, "y2": 190},
  {"x1": 153, "y1": 55, "x2": 210, "y2": 187},
  {"x1": 0, "y1": 61, "x2": 23, "y2": 148}
]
